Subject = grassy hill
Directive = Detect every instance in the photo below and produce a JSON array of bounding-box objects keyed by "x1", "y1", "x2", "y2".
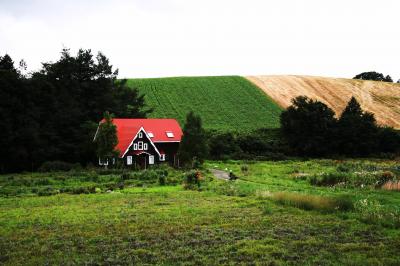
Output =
[
  {"x1": 247, "y1": 75, "x2": 400, "y2": 129},
  {"x1": 126, "y1": 76, "x2": 283, "y2": 132}
]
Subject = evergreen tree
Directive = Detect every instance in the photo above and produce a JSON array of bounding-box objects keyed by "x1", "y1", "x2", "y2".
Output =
[
  {"x1": 336, "y1": 97, "x2": 379, "y2": 156},
  {"x1": 178, "y1": 111, "x2": 208, "y2": 167},
  {"x1": 94, "y1": 111, "x2": 119, "y2": 167},
  {"x1": 280, "y1": 96, "x2": 337, "y2": 156}
]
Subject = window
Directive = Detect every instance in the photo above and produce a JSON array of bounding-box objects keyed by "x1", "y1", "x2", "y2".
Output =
[
  {"x1": 148, "y1": 132, "x2": 154, "y2": 138},
  {"x1": 160, "y1": 154, "x2": 165, "y2": 161},
  {"x1": 133, "y1": 143, "x2": 138, "y2": 150},
  {"x1": 127, "y1": 156, "x2": 133, "y2": 165},
  {"x1": 138, "y1": 132, "x2": 143, "y2": 138},
  {"x1": 149, "y1": 155, "x2": 154, "y2": 165},
  {"x1": 138, "y1": 141, "x2": 143, "y2": 150},
  {"x1": 144, "y1": 143, "x2": 148, "y2": 150},
  {"x1": 166, "y1": 132, "x2": 174, "y2": 138}
]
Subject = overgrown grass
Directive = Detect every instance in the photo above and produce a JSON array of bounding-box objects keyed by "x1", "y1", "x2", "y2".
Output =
[
  {"x1": 1, "y1": 159, "x2": 400, "y2": 264},
  {"x1": 269, "y1": 191, "x2": 353, "y2": 212},
  {"x1": 126, "y1": 76, "x2": 283, "y2": 132}
]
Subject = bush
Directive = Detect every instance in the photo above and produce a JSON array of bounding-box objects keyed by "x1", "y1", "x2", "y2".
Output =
[
  {"x1": 38, "y1": 161, "x2": 76, "y2": 172},
  {"x1": 37, "y1": 187, "x2": 60, "y2": 196},
  {"x1": 309, "y1": 172, "x2": 348, "y2": 186},
  {"x1": 183, "y1": 170, "x2": 203, "y2": 190}
]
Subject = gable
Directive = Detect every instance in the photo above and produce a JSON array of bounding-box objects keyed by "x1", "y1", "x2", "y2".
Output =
[{"x1": 95, "y1": 118, "x2": 183, "y2": 158}]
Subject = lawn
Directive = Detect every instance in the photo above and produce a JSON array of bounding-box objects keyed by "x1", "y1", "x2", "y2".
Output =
[
  {"x1": 126, "y1": 76, "x2": 283, "y2": 132},
  {"x1": 1, "y1": 160, "x2": 400, "y2": 265}
]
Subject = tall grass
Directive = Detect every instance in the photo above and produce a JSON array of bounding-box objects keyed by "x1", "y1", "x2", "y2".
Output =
[{"x1": 270, "y1": 192, "x2": 353, "y2": 212}]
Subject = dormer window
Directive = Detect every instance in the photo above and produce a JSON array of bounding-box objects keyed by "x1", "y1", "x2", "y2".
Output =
[
  {"x1": 166, "y1": 132, "x2": 174, "y2": 138},
  {"x1": 138, "y1": 132, "x2": 143, "y2": 138},
  {"x1": 148, "y1": 132, "x2": 154, "y2": 138}
]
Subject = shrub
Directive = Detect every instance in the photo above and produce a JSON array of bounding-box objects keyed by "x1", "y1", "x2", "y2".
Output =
[
  {"x1": 120, "y1": 173, "x2": 132, "y2": 181},
  {"x1": 309, "y1": 172, "x2": 348, "y2": 186},
  {"x1": 241, "y1": 165, "x2": 249, "y2": 174},
  {"x1": 183, "y1": 170, "x2": 203, "y2": 190},
  {"x1": 270, "y1": 192, "x2": 353, "y2": 212},
  {"x1": 37, "y1": 187, "x2": 60, "y2": 196},
  {"x1": 354, "y1": 198, "x2": 400, "y2": 228},
  {"x1": 158, "y1": 175, "x2": 166, "y2": 186},
  {"x1": 39, "y1": 161, "x2": 76, "y2": 172}
]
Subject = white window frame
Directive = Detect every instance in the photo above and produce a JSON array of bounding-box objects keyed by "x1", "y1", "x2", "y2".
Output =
[
  {"x1": 138, "y1": 132, "x2": 143, "y2": 138},
  {"x1": 149, "y1": 155, "x2": 154, "y2": 165},
  {"x1": 144, "y1": 143, "x2": 148, "y2": 150},
  {"x1": 133, "y1": 143, "x2": 138, "y2": 150},
  {"x1": 127, "y1": 156, "x2": 133, "y2": 165},
  {"x1": 148, "y1": 132, "x2": 154, "y2": 138},
  {"x1": 166, "y1": 132, "x2": 174, "y2": 138},
  {"x1": 160, "y1": 154, "x2": 165, "y2": 161},
  {"x1": 138, "y1": 141, "x2": 143, "y2": 150}
]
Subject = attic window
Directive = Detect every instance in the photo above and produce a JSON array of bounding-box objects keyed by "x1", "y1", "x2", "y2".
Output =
[
  {"x1": 148, "y1": 132, "x2": 154, "y2": 138},
  {"x1": 166, "y1": 132, "x2": 174, "y2": 138},
  {"x1": 138, "y1": 132, "x2": 143, "y2": 138}
]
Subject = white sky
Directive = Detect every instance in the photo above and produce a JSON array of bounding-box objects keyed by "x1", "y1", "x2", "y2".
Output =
[{"x1": 0, "y1": 0, "x2": 399, "y2": 79}]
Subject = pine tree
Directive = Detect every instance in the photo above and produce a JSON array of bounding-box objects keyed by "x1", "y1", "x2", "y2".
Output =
[
  {"x1": 94, "y1": 111, "x2": 119, "y2": 167},
  {"x1": 178, "y1": 111, "x2": 208, "y2": 167}
]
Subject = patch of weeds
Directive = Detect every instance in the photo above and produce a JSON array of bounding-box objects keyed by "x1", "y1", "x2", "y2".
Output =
[
  {"x1": 354, "y1": 198, "x2": 400, "y2": 228},
  {"x1": 270, "y1": 192, "x2": 353, "y2": 213}
]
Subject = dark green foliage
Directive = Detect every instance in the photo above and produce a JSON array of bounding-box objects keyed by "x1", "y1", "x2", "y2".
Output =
[
  {"x1": 353, "y1": 71, "x2": 393, "y2": 82},
  {"x1": 0, "y1": 50, "x2": 150, "y2": 173},
  {"x1": 38, "y1": 161, "x2": 77, "y2": 172},
  {"x1": 94, "y1": 111, "x2": 119, "y2": 163},
  {"x1": 281, "y1": 96, "x2": 400, "y2": 157},
  {"x1": 280, "y1": 96, "x2": 337, "y2": 156},
  {"x1": 336, "y1": 97, "x2": 379, "y2": 156},
  {"x1": 208, "y1": 132, "x2": 240, "y2": 159},
  {"x1": 207, "y1": 128, "x2": 288, "y2": 161},
  {"x1": 179, "y1": 112, "x2": 208, "y2": 167}
]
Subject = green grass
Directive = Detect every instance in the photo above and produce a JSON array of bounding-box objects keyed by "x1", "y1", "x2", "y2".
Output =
[
  {"x1": 126, "y1": 76, "x2": 283, "y2": 132},
  {"x1": 1, "y1": 159, "x2": 400, "y2": 265}
]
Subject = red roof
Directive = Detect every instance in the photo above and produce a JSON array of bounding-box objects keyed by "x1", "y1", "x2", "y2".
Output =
[{"x1": 98, "y1": 118, "x2": 182, "y2": 157}]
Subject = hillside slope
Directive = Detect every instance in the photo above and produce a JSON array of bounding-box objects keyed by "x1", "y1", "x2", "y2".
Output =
[
  {"x1": 126, "y1": 76, "x2": 282, "y2": 132},
  {"x1": 246, "y1": 75, "x2": 400, "y2": 129}
]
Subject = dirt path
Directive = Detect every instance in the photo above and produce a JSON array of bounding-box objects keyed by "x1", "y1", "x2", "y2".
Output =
[{"x1": 210, "y1": 169, "x2": 230, "y2": 180}]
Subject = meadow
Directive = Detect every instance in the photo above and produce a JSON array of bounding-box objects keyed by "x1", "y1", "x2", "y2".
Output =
[
  {"x1": 1, "y1": 159, "x2": 400, "y2": 265},
  {"x1": 126, "y1": 76, "x2": 283, "y2": 132}
]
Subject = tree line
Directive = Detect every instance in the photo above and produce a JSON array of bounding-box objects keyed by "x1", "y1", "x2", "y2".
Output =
[
  {"x1": 0, "y1": 49, "x2": 150, "y2": 173},
  {"x1": 280, "y1": 96, "x2": 400, "y2": 157}
]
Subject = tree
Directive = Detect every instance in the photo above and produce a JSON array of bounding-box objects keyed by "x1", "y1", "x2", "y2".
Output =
[
  {"x1": 94, "y1": 111, "x2": 119, "y2": 167},
  {"x1": 353, "y1": 71, "x2": 393, "y2": 82},
  {"x1": 280, "y1": 96, "x2": 337, "y2": 156},
  {"x1": 0, "y1": 49, "x2": 151, "y2": 173},
  {"x1": 336, "y1": 97, "x2": 379, "y2": 156},
  {"x1": 178, "y1": 111, "x2": 208, "y2": 167}
]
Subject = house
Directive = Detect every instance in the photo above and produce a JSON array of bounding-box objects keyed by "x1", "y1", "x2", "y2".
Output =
[{"x1": 95, "y1": 118, "x2": 183, "y2": 168}]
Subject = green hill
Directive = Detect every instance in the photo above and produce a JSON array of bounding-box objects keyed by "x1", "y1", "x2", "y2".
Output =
[{"x1": 126, "y1": 76, "x2": 282, "y2": 132}]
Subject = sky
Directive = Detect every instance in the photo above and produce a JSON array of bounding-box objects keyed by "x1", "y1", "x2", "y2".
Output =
[{"x1": 0, "y1": 0, "x2": 399, "y2": 79}]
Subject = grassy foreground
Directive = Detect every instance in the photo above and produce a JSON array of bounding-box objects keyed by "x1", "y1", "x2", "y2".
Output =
[
  {"x1": 1, "y1": 160, "x2": 400, "y2": 265},
  {"x1": 126, "y1": 76, "x2": 283, "y2": 132}
]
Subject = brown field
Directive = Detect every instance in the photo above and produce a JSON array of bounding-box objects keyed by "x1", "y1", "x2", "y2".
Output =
[{"x1": 246, "y1": 75, "x2": 400, "y2": 129}]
